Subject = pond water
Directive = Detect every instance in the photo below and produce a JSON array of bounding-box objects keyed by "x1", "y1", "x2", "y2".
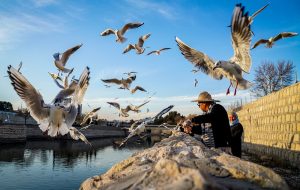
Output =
[{"x1": 0, "y1": 138, "x2": 150, "y2": 190}]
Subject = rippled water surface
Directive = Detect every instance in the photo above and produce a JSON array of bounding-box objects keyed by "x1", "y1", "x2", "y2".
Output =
[{"x1": 0, "y1": 138, "x2": 149, "y2": 190}]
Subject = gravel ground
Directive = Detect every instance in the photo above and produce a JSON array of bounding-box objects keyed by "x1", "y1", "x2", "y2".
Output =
[{"x1": 242, "y1": 151, "x2": 300, "y2": 190}]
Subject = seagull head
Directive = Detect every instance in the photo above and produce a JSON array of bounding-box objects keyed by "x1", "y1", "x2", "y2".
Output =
[
  {"x1": 213, "y1": 60, "x2": 224, "y2": 70},
  {"x1": 53, "y1": 53, "x2": 60, "y2": 60}
]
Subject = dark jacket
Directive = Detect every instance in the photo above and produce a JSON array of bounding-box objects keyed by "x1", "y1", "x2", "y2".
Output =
[
  {"x1": 231, "y1": 122, "x2": 244, "y2": 157},
  {"x1": 191, "y1": 104, "x2": 232, "y2": 148}
]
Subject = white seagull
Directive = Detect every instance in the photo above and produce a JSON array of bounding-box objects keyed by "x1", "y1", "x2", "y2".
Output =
[
  {"x1": 106, "y1": 102, "x2": 131, "y2": 117},
  {"x1": 176, "y1": 4, "x2": 253, "y2": 95},
  {"x1": 251, "y1": 32, "x2": 298, "y2": 49},
  {"x1": 123, "y1": 33, "x2": 151, "y2": 54},
  {"x1": 101, "y1": 75, "x2": 136, "y2": 90},
  {"x1": 130, "y1": 85, "x2": 147, "y2": 94},
  {"x1": 119, "y1": 105, "x2": 174, "y2": 147},
  {"x1": 147, "y1": 48, "x2": 171, "y2": 55},
  {"x1": 100, "y1": 22, "x2": 144, "y2": 43},
  {"x1": 80, "y1": 107, "x2": 101, "y2": 126},
  {"x1": 128, "y1": 100, "x2": 150, "y2": 113},
  {"x1": 53, "y1": 44, "x2": 82, "y2": 74},
  {"x1": 7, "y1": 66, "x2": 91, "y2": 145}
]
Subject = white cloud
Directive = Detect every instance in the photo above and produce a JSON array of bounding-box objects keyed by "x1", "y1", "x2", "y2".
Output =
[
  {"x1": 125, "y1": 0, "x2": 177, "y2": 20},
  {"x1": 30, "y1": 0, "x2": 58, "y2": 7}
]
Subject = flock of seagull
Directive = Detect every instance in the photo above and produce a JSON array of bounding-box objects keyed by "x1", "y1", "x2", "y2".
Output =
[
  {"x1": 176, "y1": 3, "x2": 298, "y2": 95},
  {"x1": 6, "y1": 3, "x2": 298, "y2": 146}
]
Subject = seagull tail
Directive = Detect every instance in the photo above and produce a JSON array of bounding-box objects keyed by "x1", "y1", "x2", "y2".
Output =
[
  {"x1": 39, "y1": 119, "x2": 50, "y2": 132},
  {"x1": 59, "y1": 122, "x2": 70, "y2": 136},
  {"x1": 236, "y1": 79, "x2": 253, "y2": 90},
  {"x1": 117, "y1": 36, "x2": 127, "y2": 43}
]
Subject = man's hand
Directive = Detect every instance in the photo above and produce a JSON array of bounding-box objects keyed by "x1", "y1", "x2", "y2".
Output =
[{"x1": 182, "y1": 119, "x2": 193, "y2": 134}]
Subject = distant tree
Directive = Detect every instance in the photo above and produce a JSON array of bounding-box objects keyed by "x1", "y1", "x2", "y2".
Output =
[
  {"x1": 0, "y1": 101, "x2": 13, "y2": 111},
  {"x1": 251, "y1": 60, "x2": 295, "y2": 97},
  {"x1": 153, "y1": 111, "x2": 184, "y2": 125}
]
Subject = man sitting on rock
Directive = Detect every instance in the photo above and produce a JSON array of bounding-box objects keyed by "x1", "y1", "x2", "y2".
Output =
[{"x1": 181, "y1": 91, "x2": 232, "y2": 153}]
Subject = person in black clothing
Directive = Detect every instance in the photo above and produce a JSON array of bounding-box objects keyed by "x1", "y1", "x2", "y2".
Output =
[
  {"x1": 229, "y1": 111, "x2": 244, "y2": 158},
  {"x1": 181, "y1": 91, "x2": 232, "y2": 152}
]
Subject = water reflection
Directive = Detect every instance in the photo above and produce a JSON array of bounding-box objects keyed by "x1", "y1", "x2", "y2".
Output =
[{"x1": 0, "y1": 138, "x2": 153, "y2": 190}]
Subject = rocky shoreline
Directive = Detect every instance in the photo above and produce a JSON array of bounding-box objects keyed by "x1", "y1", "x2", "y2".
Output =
[{"x1": 80, "y1": 131, "x2": 289, "y2": 190}]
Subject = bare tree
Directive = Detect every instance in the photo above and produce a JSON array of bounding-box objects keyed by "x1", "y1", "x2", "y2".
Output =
[{"x1": 251, "y1": 60, "x2": 295, "y2": 97}]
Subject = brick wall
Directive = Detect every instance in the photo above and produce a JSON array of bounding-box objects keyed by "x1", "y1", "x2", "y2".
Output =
[{"x1": 237, "y1": 82, "x2": 300, "y2": 168}]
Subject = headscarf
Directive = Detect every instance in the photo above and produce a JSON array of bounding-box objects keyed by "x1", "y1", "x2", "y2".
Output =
[{"x1": 230, "y1": 112, "x2": 240, "y2": 126}]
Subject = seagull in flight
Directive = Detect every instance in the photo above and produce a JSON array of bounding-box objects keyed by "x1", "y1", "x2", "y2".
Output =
[
  {"x1": 130, "y1": 85, "x2": 147, "y2": 94},
  {"x1": 101, "y1": 75, "x2": 136, "y2": 90},
  {"x1": 53, "y1": 44, "x2": 82, "y2": 74},
  {"x1": 194, "y1": 79, "x2": 198, "y2": 87},
  {"x1": 100, "y1": 22, "x2": 144, "y2": 43},
  {"x1": 7, "y1": 65, "x2": 91, "y2": 145},
  {"x1": 123, "y1": 33, "x2": 151, "y2": 54},
  {"x1": 119, "y1": 105, "x2": 174, "y2": 147},
  {"x1": 251, "y1": 32, "x2": 298, "y2": 49},
  {"x1": 147, "y1": 48, "x2": 171, "y2": 55},
  {"x1": 176, "y1": 4, "x2": 253, "y2": 95},
  {"x1": 128, "y1": 100, "x2": 150, "y2": 113},
  {"x1": 106, "y1": 102, "x2": 131, "y2": 117},
  {"x1": 80, "y1": 107, "x2": 101, "y2": 126}
]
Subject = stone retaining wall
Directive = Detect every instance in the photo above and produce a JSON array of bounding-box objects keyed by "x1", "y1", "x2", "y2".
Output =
[{"x1": 237, "y1": 82, "x2": 300, "y2": 168}]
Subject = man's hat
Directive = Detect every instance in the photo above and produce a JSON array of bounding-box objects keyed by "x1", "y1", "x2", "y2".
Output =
[{"x1": 191, "y1": 91, "x2": 220, "y2": 103}]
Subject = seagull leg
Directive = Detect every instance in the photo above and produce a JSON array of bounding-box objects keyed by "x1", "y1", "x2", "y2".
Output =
[
  {"x1": 234, "y1": 81, "x2": 238, "y2": 96},
  {"x1": 226, "y1": 82, "x2": 232, "y2": 95}
]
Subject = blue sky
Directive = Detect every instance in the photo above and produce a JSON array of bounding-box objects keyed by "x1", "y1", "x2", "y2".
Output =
[{"x1": 0, "y1": 0, "x2": 299, "y2": 120}]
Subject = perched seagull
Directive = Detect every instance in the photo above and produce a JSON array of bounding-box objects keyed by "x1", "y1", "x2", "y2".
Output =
[
  {"x1": 130, "y1": 85, "x2": 147, "y2": 94},
  {"x1": 80, "y1": 107, "x2": 101, "y2": 126},
  {"x1": 147, "y1": 48, "x2": 171, "y2": 55},
  {"x1": 53, "y1": 44, "x2": 82, "y2": 74},
  {"x1": 176, "y1": 4, "x2": 253, "y2": 96},
  {"x1": 101, "y1": 75, "x2": 136, "y2": 90},
  {"x1": 123, "y1": 33, "x2": 151, "y2": 54},
  {"x1": 7, "y1": 66, "x2": 91, "y2": 145},
  {"x1": 128, "y1": 100, "x2": 150, "y2": 113},
  {"x1": 194, "y1": 79, "x2": 198, "y2": 87},
  {"x1": 100, "y1": 22, "x2": 144, "y2": 43},
  {"x1": 119, "y1": 105, "x2": 174, "y2": 147},
  {"x1": 251, "y1": 32, "x2": 298, "y2": 49},
  {"x1": 107, "y1": 102, "x2": 131, "y2": 117}
]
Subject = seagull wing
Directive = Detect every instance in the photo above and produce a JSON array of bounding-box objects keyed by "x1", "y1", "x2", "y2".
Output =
[
  {"x1": 17, "y1": 61, "x2": 23, "y2": 72},
  {"x1": 74, "y1": 67, "x2": 90, "y2": 105},
  {"x1": 119, "y1": 22, "x2": 144, "y2": 35},
  {"x1": 7, "y1": 65, "x2": 50, "y2": 122},
  {"x1": 159, "y1": 47, "x2": 171, "y2": 52},
  {"x1": 69, "y1": 127, "x2": 91, "y2": 146},
  {"x1": 230, "y1": 4, "x2": 252, "y2": 73},
  {"x1": 251, "y1": 39, "x2": 269, "y2": 49},
  {"x1": 100, "y1": 28, "x2": 115, "y2": 36},
  {"x1": 53, "y1": 78, "x2": 65, "y2": 89},
  {"x1": 249, "y1": 4, "x2": 269, "y2": 23},
  {"x1": 101, "y1": 78, "x2": 122, "y2": 85},
  {"x1": 175, "y1": 37, "x2": 223, "y2": 80},
  {"x1": 60, "y1": 44, "x2": 83, "y2": 66},
  {"x1": 138, "y1": 33, "x2": 151, "y2": 47},
  {"x1": 123, "y1": 44, "x2": 135, "y2": 54},
  {"x1": 136, "y1": 100, "x2": 150, "y2": 109},
  {"x1": 131, "y1": 85, "x2": 146, "y2": 94},
  {"x1": 107, "y1": 102, "x2": 120, "y2": 110},
  {"x1": 273, "y1": 32, "x2": 298, "y2": 42},
  {"x1": 153, "y1": 105, "x2": 174, "y2": 120},
  {"x1": 147, "y1": 50, "x2": 156, "y2": 55},
  {"x1": 91, "y1": 107, "x2": 101, "y2": 113}
]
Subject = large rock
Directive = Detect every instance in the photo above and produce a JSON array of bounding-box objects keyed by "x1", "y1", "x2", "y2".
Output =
[{"x1": 79, "y1": 132, "x2": 289, "y2": 190}]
